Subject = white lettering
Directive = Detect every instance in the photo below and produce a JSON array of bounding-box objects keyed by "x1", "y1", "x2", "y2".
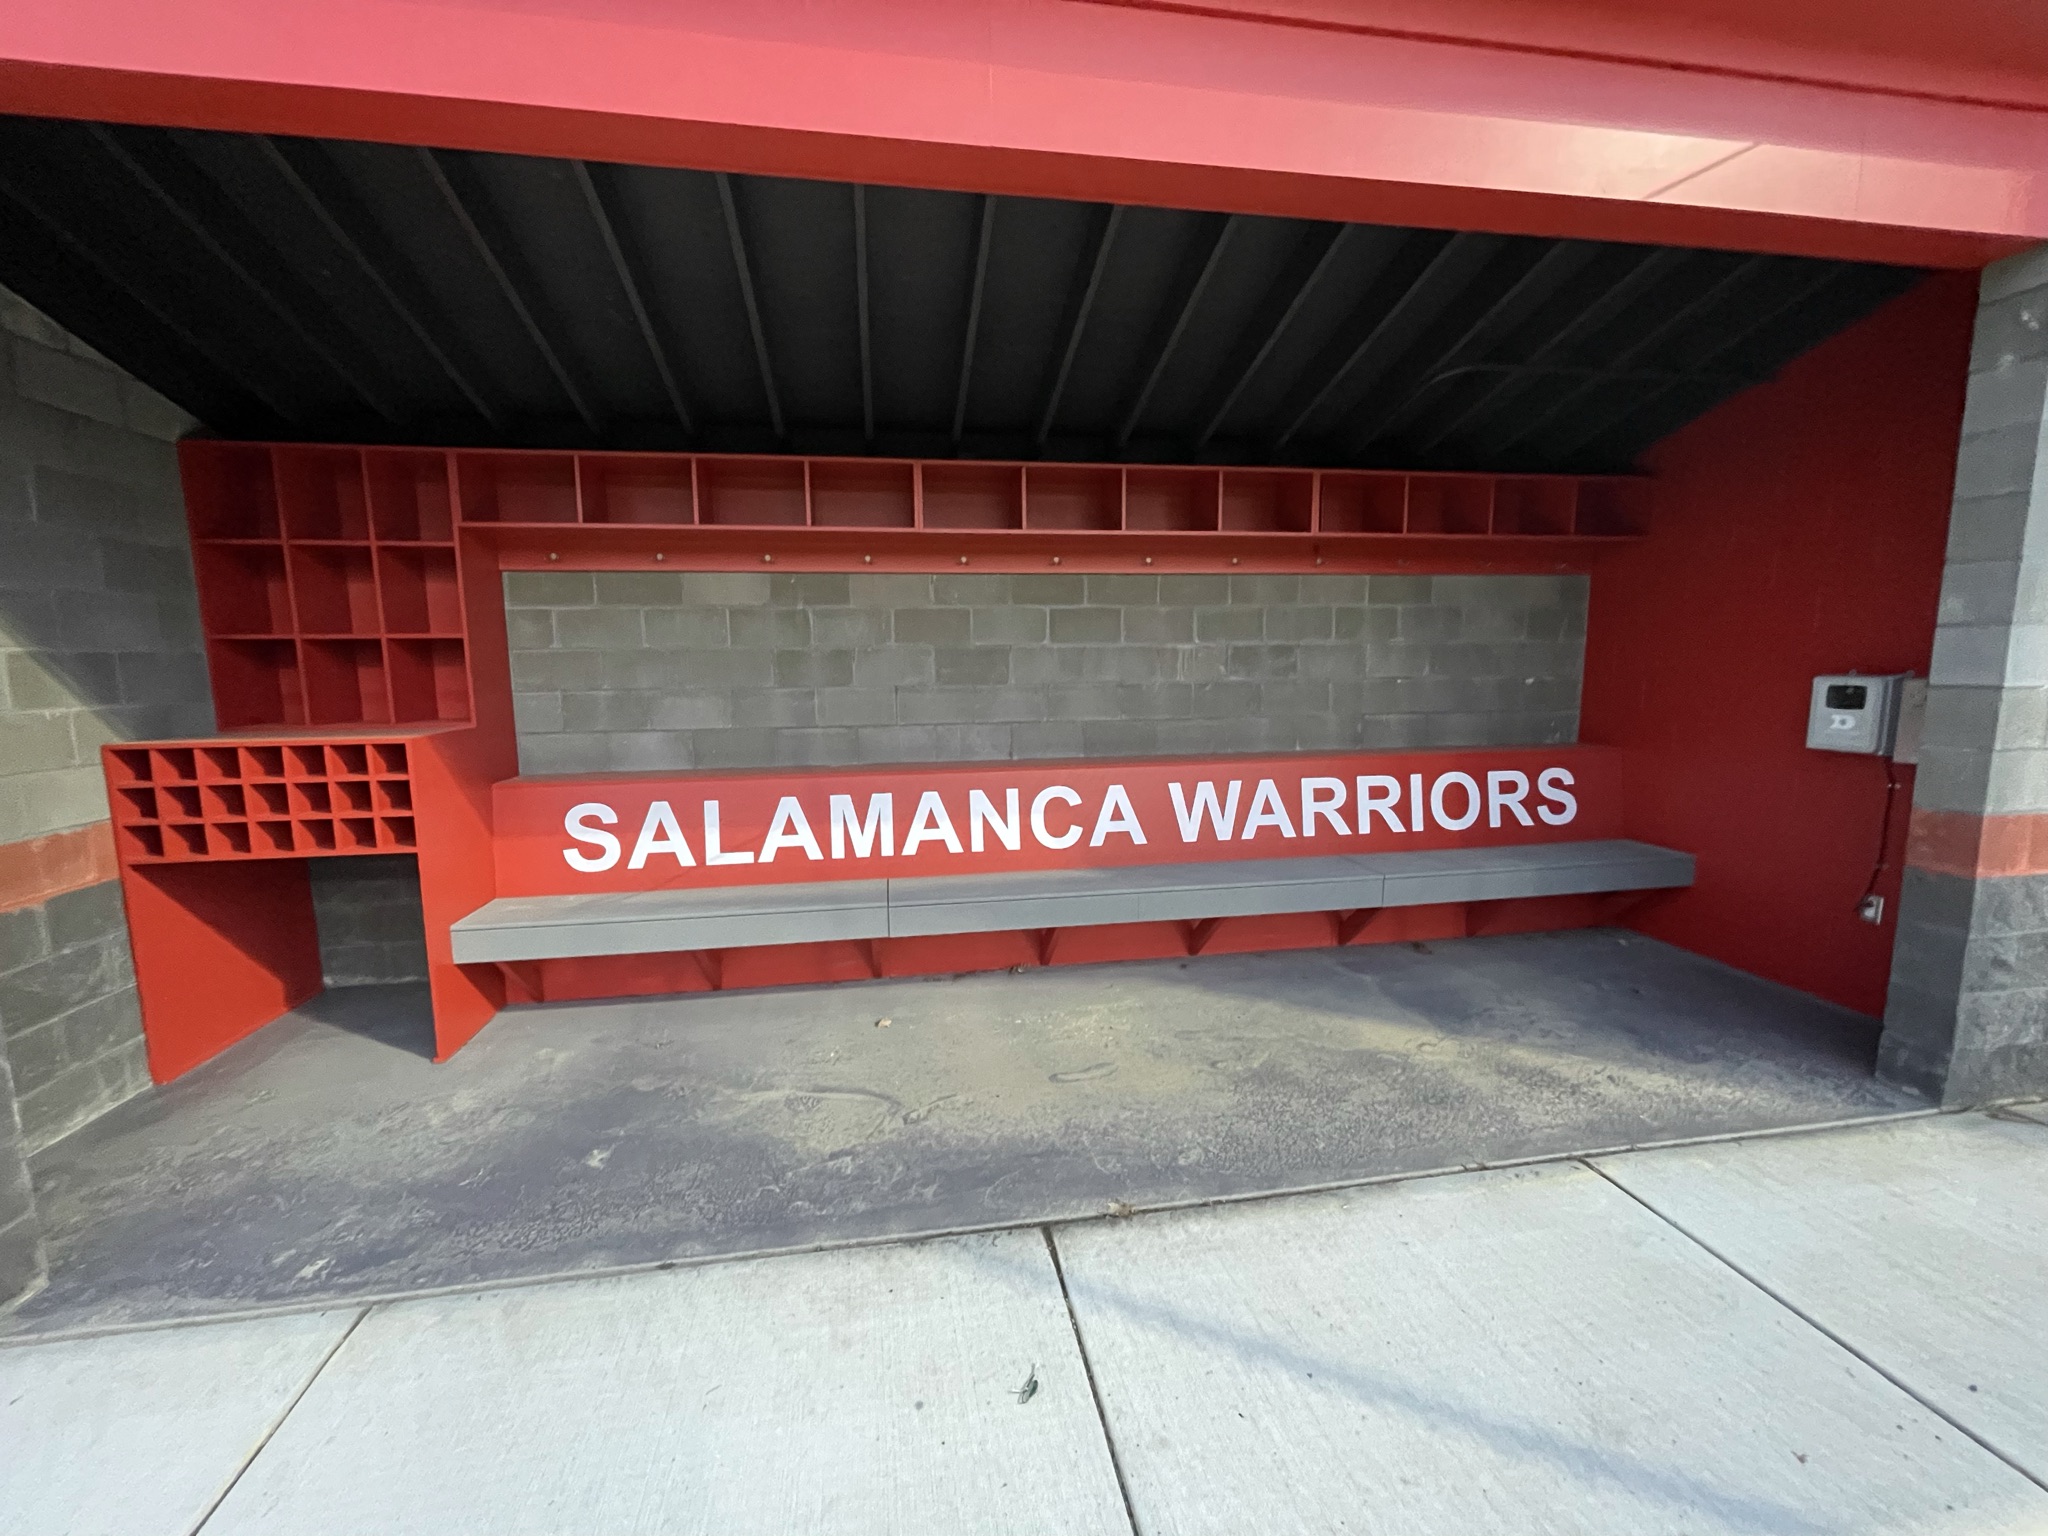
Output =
[
  {"x1": 1537, "y1": 767, "x2": 1578, "y2": 826},
  {"x1": 759, "y1": 796, "x2": 824, "y2": 862},
  {"x1": 1169, "y1": 780, "x2": 1241, "y2": 842},
  {"x1": 1032, "y1": 786, "x2": 1084, "y2": 849},
  {"x1": 628, "y1": 800, "x2": 697, "y2": 869},
  {"x1": 1409, "y1": 771, "x2": 1426, "y2": 832},
  {"x1": 1487, "y1": 770, "x2": 1535, "y2": 829},
  {"x1": 1356, "y1": 775, "x2": 1404, "y2": 835},
  {"x1": 1301, "y1": 777, "x2": 1349, "y2": 837},
  {"x1": 1089, "y1": 784, "x2": 1147, "y2": 847},
  {"x1": 563, "y1": 802, "x2": 621, "y2": 872},
  {"x1": 903, "y1": 791, "x2": 964, "y2": 855},
  {"x1": 1430, "y1": 772, "x2": 1481, "y2": 831},
  {"x1": 829, "y1": 793, "x2": 894, "y2": 859},
  {"x1": 1241, "y1": 778, "x2": 1298, "y2": 840},
  {"x1": 702, "y1": 799, "x2": 754, "y2": 865},
  {"x1": 969, "y1": 788, "x2": 1021, "y2": 853}
]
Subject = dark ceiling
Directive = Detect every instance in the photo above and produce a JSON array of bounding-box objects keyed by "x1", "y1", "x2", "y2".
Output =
[{"x1": 0, "y1": 115, "x2": 1922, "y2": 471}]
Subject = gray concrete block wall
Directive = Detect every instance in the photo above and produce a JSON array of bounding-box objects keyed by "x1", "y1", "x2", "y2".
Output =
[
  {"x1": 1881, "y1": 244, "x2": 2048, "y2": 1104},
  {"x1": 0, "y1": 1025, "x2": 41, "y2": 1311},
  {"x1": 0, "y1": 882, "x2": 150, "y2": 1155},
  {"x1": 310, "y1": 856, "x2": 430, "y2": 987},
  {"x1": 507, "y1": 570, "x2": 1587, "y2": 774},
  {"x1": 0, "y1": 287, "x2": 208, "y2": 845}
]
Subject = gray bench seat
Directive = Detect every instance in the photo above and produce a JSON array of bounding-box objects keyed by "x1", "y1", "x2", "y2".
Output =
[{"x1": 449, "y1": 839, "x2": 1692, "y2": 965}]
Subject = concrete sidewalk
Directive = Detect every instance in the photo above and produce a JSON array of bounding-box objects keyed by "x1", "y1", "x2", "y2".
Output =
[{"x1": 5, "y1": 1107, "x2": 2047, "y2": 1534}]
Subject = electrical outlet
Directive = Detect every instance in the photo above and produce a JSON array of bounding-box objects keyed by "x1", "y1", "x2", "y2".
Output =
[{"x1": 1858, "y1": 893, "x2": 1885, "y2": 925}]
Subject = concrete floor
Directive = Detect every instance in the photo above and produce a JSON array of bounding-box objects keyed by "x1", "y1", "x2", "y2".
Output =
[
  {"x1": 6, "y1": 1110, "x2": 2047, "y2": 1536},
  {"x1": 7, "y1": 928, "x2": 1922, "y2": 1337}
]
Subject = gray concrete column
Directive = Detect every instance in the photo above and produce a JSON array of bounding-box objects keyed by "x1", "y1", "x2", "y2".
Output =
[{"x1": 1879, "y1": 245, "x2": 2048, "y2": 1105}]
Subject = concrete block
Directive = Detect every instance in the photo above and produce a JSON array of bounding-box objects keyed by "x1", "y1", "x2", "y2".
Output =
[
  {"x1": 969, "y1": 606, "x2": 1047, "y2": 644},
  {"x1": 504, "y1": 571, "x2": 596, "y2": 608},
  {"x1": 503, "y1": 610, "x2": 557, "y2": 651},
  {"x1": 552, "y1": 607, "x2": 645, "y2": 650},
  {"x1": 1264, "y1": 605, "x2": 1333, "y2": 641},
  {"x1": 688, "y1": 728, "x2": 790, "y2": 770},
  {"x1": 41, "y1": 881, "x2": 124, "y2": 953},
  {"x1": 606, "y1": 732, "x2": 696, "y2": 771},
  {"x1": 0, "y1": 713, "x2": 80, "y2": 774},
  {"x1": 1962, "y1": 356, "x2": 2048, "y2": 438},
  {"x1": 520, "y1": 735, "x2": 611, "y2": 775},
  {"x1": 0, "y1": 906, "x2": 48, "y2": 977},
  {"x1": 98, "y1": 538, "x2": 197, "y2": 598},
  {"x1": 1368, "y1": 574, "x2": 1434, "y2": 604},
  {"x1": 772, "y1": 649, "x2": 853, "y2": 687},
  {"x1": 1228, "y1": 573, "x2": 1297, "y2": 604},
  {"x1": 678, "y1": 572, "x2": 770, "y2": 606},
  {"x1": 0, "y1": 518, "x2": 104, "y2": 593},
  {"x1": 1980, "y1": 243, "x2": 2048, "y2": 305},
  {"x1": 640, "y1": 607, "x2": 731, "y2": 648},
  {"x1": 1971, "y1": 288, "x2": 2048, "y2": 373},
  {"x1": 1049, "y1": 607, "x2": 1121, "y2": 644},
  {"x1": 892, "y1": 607, "x2": 972, "y2": 646},
  {"x1": 764, "y1": 728, "x2": 861, "y2": 767},
  {"x1": 121, "y1": 379, "x2": 195, "y2": 442},
  {"x1": 1122, "y1": 607, "x2": 1193, "y2": 643},
  {"x1": 1194, "y1": 606, "x2": 1261, "y2": 643},
  {"x1": 1953, "y1": 419, "x2": 2045, "y2": 501},
  {"x1": 1944, "y1": 493, "x2": 2037, "y2": 566},
  {"x1": 1084, "y1": 573, "x2": 1157, "y2": 605},
  {"x1": 814, "y1": 688, "x2": 897, "y2": 727},
  {"x1": 648, "y1": 692, "x2": 734, "y2": 730},
  {"x1": 854, "y1": 723, "x2": 1011, "y2": 763},
  {"x1": 620, "y1": 649, "x2": 770, "y2": 690},
  {"x1": 1156, "y1": 574, "x2": 1229, "y2": 604},
  {"x1": 931, "y1": 574, "x2": 1005, "y2": 606},
  {"x1": 1224, "y1": 643, "x2": 1298, "y2": 679},
  {"x1": 1009, "y1": 720, "x2": 1086, "y2": 757},
  {"x1": 770, "y1": 571, "x2": 851, "y2": 605},
  {"x1": 17, "y1": 1034, "x2": 148, "y2": 1153},
  {"x1": 0, "y1": 766, "x2": 110, "y2": 843},
  {"x1": 561, "y1": 692, "x2": 654, "y2": 733},
  {"x1": 726, "y1": 689, "x2": 818, "y2": 728},
  {"x1": 590, "y1": 573, "x2": 687, "y2": 605},
  {"x1": 809, "y1": 607, "x2": 892, "y2": 648},
  {"x1": 1115, "y1": 681, "x2": 1193, "y2": 720},
  {"x1": 1080, "y1": 719, "x2": 1159, "y2": 755},
  {"x1": 12, "y1": 339, "x2": 125, "y2": 427},
  {"x1": 1008, "y1": 573, "x2": 1086, "y2": 604},
  {"x1": 512, "y1": 692, "x2": 564, "y2": 733},
  {"x1": 114, "y1": 649, "x2": 209, "y2": 705},
  {"x1": 728, "y1": 606, "x2": 810, "y2": 649},
  {"x1": 1188, "y1": 680, "x2": 1261, "y2": 718},
  {"x1": 934, "y1": 647, "x2": 1011, "y2": 686},
  {"x1": 852, "y1": 647, "x2": 934, "y2": 688},
  {"x1": 1299, "y1": 573, "x2": 1368, "y2": 603},
  {"x1": 1333, "y1": 605, "x2": 1398, "y2": 641},
  {"x1": 847, "y1": 572, "x2": 934, "y2": 606}
]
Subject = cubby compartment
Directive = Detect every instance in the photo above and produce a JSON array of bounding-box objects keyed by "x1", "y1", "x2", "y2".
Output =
[
  {"x1": 581, "y1": 455, "x2": 696, "y2": 524},
  {"x1": 810, "y1": 461, "x2": 915, "y2": 528},
  {"x1": 1220, "y1": 470, "x2": 1314, "y2": 534},
  {"x1": 207, "y1": 823, "x2": 252, "y2": 857},
  {"x1": 277, "y1": 448, "x2": 370, "y2": 541},
  {"x1": 1317, "y1": 473, "x2": 1407, "y2": 534},
  {"x1": 389, "y1": 638, "x2": 471, "y2": 722},
  {"x1": 289, "y1": 545, "x2": 381, "y2": 635},
  {"x1": 375, "y1": 778, "x2": 413, "y2": 812},
  {"x1": 241, "y1": 745, "x2": 285, "y2": 780},
  {"x1": 697, "y1": 458, "x2": 807, "y2": 526},
  {"x1": 379, "y1": 816, "x2": 417, "y2": 849},
  {"x1": 332, "y1": 778, "x2": 374, "y2": 813},
  {"x1": 338, "y1": 818, "x2": 379, "y2": 852},
  {"x1": 289, "y1": 781, "x2": 332, "y2": 815},
  {"x1": 367, "y1": 449, "x2": 453, "y2": 542},
  {"x1": 209, "y1": 641, "x2": 303, "y2": 729},
  {"x1": 197, "y1": 747, "x2": 243, "y2": 783},
  {"x1": 182, "y1": 443, "x2": 279, "y2": 540},
  {"x1": 455, "y1": 452, "x2": 578, "y2": 524},
  {"x1": 164, "y1": 824, "x2": 208, "y2": 859},
  {"x1": 119, "y1": 825, "x2": 164, "y2": 860},
  {"x1": 920, "y1": 464, "x2": 1022, "y2": 529},
  {"x1": 1574, "y1": 478, "x2": 1650, "y2": 536},
  {"x1": 201, "y1": 783, "x2": 246, "y2": 819},
  {"x1": 377, "y1": 547, "x2": 463, "y2": 635},
  {"x1": 1406, "y1": 476, "x2": 1494, "y2": 535},
  {"x1": 1124, "y1": 468, "x2": 1219, "y2": 532},
  {"x1": 253, "y1": 821, "x2": 296, "y2": 855},
  {"x1": 1025, "y1": 466, "x2": 1122, "y2": 531},
  {"x1": 286, "y1": 745, "x2": 328, "y2": 779},
  {"x1": 114, "y1": 786, "x2": 156, "y2": 822},
  {"x1": 195, "y1": 544, "x2": 292, "y2": 636},
  {"x1": 106, "y1": 749, "x2": 154, "y2": 787},
  {"x1": 248, "y1": 781, "x2": 291, "y2": 817},
  {"x1": 1491, "y1": 478, "x2": 1577, "y2": 536},
  {"x1": 371, "y1": 743, "x2": 409, "y2": 775},
  {"x1": 303, "y1": 639, "x2": 392, "y2": 726}
]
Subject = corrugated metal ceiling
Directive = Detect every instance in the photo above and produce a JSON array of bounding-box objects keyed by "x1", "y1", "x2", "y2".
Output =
[{"x1": 0, "y1": 115, "x2": 1922, "y2": 470}]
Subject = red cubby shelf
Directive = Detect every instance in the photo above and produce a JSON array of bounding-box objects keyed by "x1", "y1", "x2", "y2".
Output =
[{"x1": 182, "y1": 443, "x2": 475, "y2": 732}]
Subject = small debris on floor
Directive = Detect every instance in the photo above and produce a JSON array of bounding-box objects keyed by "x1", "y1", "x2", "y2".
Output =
[
  {"x1": 1105, "y1": 1200, "x2": 1136, "y2": 1219},
  {"x1": 875, "y1": 1017, "x2": 891, "y2": 1028},
  {"x1": 1015, "y1": 1365, "x2": 1039, "y2": 1404}
]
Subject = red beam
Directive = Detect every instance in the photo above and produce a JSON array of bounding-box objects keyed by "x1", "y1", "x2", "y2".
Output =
[{"x1": 0, "y1": 0, "x2": 2040, "y2": 267}]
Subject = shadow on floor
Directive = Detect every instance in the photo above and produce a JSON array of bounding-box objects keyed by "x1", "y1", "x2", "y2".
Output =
[{"x1": 7, "y1": 929, "x2": 1924, "y2": 1336}]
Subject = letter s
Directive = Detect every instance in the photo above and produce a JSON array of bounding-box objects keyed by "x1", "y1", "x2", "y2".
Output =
[
  {"x1": 563, "y1": 802, "x2": 622, "y2": 872},
  {"x1": 1536, "y1": 768, "x2": 1578, "y2": 827}
]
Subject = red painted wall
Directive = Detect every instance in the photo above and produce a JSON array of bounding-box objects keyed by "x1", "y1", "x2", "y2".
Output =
[{"x1": 1580, "y1": 273, "x2": 1975, "y2": 1016}]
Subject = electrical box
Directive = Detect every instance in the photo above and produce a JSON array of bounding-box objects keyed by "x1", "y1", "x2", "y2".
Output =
[{"x1": 1806, "y1": 674, "x2": 1906, "y2": 756}]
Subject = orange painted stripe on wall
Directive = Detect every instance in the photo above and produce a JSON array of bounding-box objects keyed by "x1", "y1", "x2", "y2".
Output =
[
  {"x1": 0, "y1": 821, "x2": 119, "y2": 913},
  {"x1": 1906, "y1": 808, "x2": 2048, "y2": 880}
]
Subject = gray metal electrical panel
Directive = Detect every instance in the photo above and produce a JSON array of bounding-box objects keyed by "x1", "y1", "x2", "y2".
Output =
[{"x1": 1806, "y1": 674, "x2": 1906, "y2": 756}]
